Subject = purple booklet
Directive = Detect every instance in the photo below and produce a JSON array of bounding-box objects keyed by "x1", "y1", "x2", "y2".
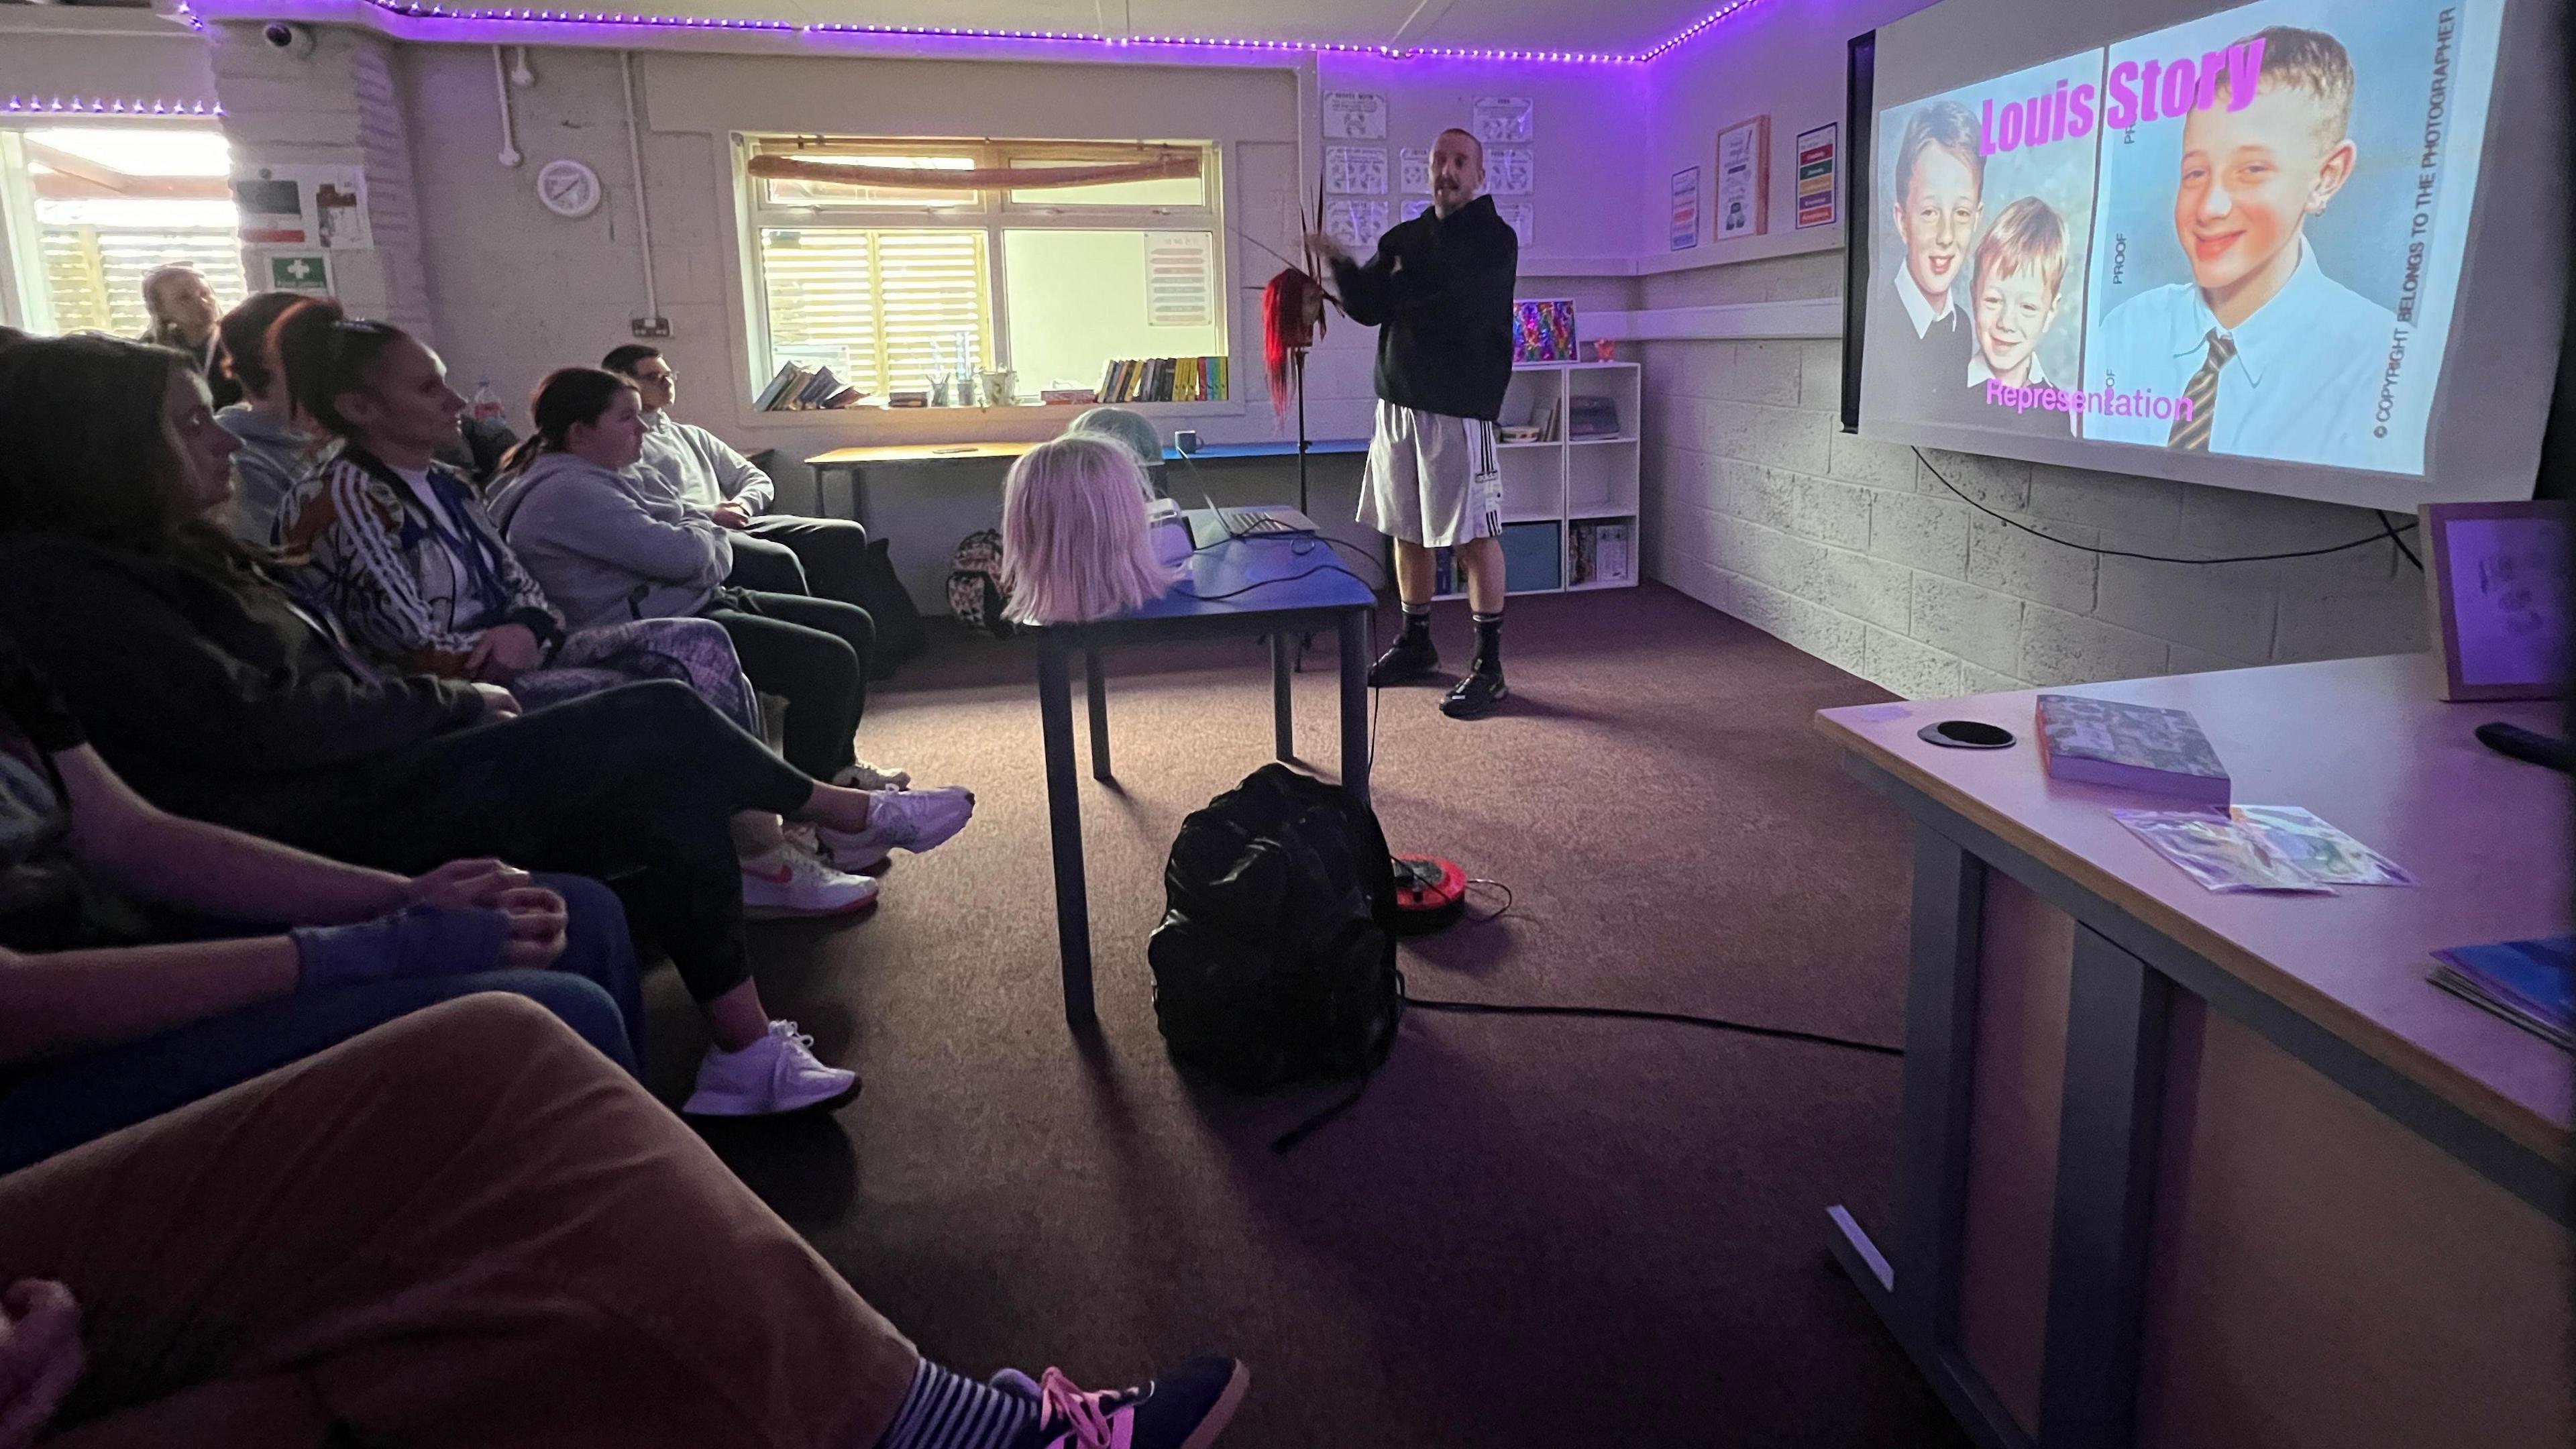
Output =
[{"x1": 2035, "y1": 694, "x2": 2231, "y2": 805}]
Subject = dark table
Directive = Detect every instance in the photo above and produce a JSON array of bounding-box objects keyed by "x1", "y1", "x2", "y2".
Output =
[{"x1": 1033, "y1": 515, "x2": 1377, "y2": 1024}]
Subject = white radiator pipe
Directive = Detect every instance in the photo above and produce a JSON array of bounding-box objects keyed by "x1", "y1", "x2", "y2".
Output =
[
  {"x1": 492, "y1": 47, "x2": 521, "y2": 168},
  {"x1": 620, "y1": 50, "x2": 659, "y2": 321}
]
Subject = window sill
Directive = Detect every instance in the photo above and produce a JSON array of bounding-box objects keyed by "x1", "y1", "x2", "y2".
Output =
[{"x1": 727, "y1": 396, "x2": 1248, "y2": 438}]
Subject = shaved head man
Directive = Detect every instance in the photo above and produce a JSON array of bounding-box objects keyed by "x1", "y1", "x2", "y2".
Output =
[{"x1": 1309, "y1": 123, "x2": 1521, "y2": 718}]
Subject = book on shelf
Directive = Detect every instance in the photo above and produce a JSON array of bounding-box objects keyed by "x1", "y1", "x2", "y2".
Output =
[
  {"x1": 1092, "y1": 356, "x2": 1231, "y2": 405},
  {"x1": 753, "y1": 362, "x2": 804, "y2": 412},
  {"x1": 792, "y1": 366, "x2": 841, "y2": 409},
  {"x1": 1568, "y1": 521, "x2": 1632, "y2": 586},
  {"x1": 821, "y1": 385, "x2": 867, "y2": 409},
  {"x1": 2430, "y1": 936, "x2": 2573, "y2": 1050},
  {"x1": 1569, "y1": 395, "x2": 1622, "y2": 439},
  {"x1": 1598, "y1": 522, "x2": 1629, "y2": 581},
  {"x1": 2033, "y1": 694, "x2": 2231, "y2": 804}
]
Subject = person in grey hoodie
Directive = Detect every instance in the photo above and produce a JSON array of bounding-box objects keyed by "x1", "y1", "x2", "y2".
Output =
[
  {"x1": 489, "y1": 368, "x2": 891, "y2": 792},
  {"x1": 601, "y1": 344, "x2": 875, "y2": 606},
  {"x1": 211, "y1": 291, "x2": 321, "y2": 545}
]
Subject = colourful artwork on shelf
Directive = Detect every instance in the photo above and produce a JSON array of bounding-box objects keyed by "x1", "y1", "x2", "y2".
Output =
[{"x1": 1512, "y1": 299, "x2": 1576, "y2": 364}]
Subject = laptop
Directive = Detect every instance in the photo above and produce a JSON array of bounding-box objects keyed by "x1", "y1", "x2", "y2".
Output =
[{"x1": 1189, "y1": 495, "x2": 1319, "y2": 549}]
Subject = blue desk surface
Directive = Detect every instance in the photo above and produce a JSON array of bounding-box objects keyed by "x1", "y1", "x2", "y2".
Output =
[
  {"x1": 1110, "y1": 515, "x2": 1375, "y2": 622},
  {"x1": 1163, "y1": 438, "x2": 1366, "y2": 462}
]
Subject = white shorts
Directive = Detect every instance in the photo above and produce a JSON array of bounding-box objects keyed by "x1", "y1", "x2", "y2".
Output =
[{"x1": 1357, "y1": 400, "x2": 1503, "y2": 548}]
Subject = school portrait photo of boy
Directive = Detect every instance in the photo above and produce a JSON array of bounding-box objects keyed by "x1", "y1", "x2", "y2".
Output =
[
  {"x1": 2081, "y1": 25, "x2": 2401, "y2": 468},
  {"x1": 1962, "y1": 197, "x2": 2079, "y2": 435},
  {"x1": 1866, "y1": 99, "x2": 1984, "y2": 419}
]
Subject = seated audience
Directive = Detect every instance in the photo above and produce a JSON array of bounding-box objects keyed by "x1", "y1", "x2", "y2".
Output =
[
  {"x1": 0, "y1": 621, "x2": 638, "y2": 1172},
  {"x1": 0, "y1": 333, "x2": 975, "y2": 1116},
  {"x1": 210, "y1": 291, "x2": 321, "y2": 543},
  {"x1": 603, "y1": 344, "x2": 896, "y2": 651},
  {"x1": 1000, "y1": 436, "x2": 1185, "y2": 625},
  {"x1": 490, "y1": 368, "x2": 905, "y2": 819},
  {"x1": 261, "y1": 303, "x2": 876, "y2": 912},
  {"x1": 138, "y1": 264, "x2": 237, "y2": 411},
  {"x1": 0, "y1": 995, "x2": 1247, "y2": 1449}
]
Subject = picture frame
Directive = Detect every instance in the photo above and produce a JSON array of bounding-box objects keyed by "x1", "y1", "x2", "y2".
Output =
[
  {"x1": 2420, "y1": 501, "x2": 2567, "y2": 701},
  {"x1": 1511, "y1": 299, "x2": 1577, "y2": 363},
  {"x1": 1715, "y1": 115, "x2": 1769, "y2": 241}
]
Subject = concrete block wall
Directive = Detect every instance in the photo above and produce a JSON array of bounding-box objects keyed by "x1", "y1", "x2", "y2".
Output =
[{"x1": 1639, "y1": 252, "x2": 2431, "y2": 698}]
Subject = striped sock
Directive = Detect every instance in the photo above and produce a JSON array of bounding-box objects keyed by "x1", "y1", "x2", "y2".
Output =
[{"x1": 875, "y1": 1360, "x2": 1038, "y2": 1449}]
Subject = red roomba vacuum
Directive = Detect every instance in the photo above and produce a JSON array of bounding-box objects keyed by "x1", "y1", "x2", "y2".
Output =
[{"x1": 1390, "y1": 856, "x2": 1468, "y2": 934}]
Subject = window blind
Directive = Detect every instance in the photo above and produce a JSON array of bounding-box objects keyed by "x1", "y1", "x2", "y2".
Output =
[
  {"x1": 757, "y1": 227, "x2": 988, "y2": 399},
  {"x1": 38, "y1": 227, "x2": 246, "y2": 337}
]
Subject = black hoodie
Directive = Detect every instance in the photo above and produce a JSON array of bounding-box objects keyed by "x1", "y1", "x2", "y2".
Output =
[{"x1": 1330, "y1": 194, "x2": 1520, "y2": 423}]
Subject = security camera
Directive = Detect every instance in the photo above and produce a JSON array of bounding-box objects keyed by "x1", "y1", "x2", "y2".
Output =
[{"x1": 261, "y1": 22, "x2": 315, "y2": 56}]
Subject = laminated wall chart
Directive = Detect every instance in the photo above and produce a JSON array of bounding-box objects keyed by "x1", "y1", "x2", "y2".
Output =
[{"x1": 1332, "y1": 97, "x2": 1536, "y2": 248}]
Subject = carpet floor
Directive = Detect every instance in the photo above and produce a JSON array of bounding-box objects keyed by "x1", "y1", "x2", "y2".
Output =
[{"x1": 640, "y1": 581, "x2": 1970, "y2": 1448}]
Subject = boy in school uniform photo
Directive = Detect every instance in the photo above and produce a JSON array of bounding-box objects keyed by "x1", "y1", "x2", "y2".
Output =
[
  {"x1": 2081, "y1": 25, "x2": 2400, "y2": 468},
  {"x1": 1867, "y1": 100, "x2": 1984, "y2": 419},
  {"x1": 1961, "y1": 196, "x2": 2077, "y2": 435}
]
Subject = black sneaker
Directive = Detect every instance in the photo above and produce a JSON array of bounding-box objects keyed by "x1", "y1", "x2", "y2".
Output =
[
  {"x1": 1367, "y1": 635, "x2": 1440, "y2": 686},
  {"x1": 998, "y1": 1357, "x2": 1250, "y2": 1449},
  {"x1": 1440, "y1": 667, "x2": 1508, "y2": 719}
]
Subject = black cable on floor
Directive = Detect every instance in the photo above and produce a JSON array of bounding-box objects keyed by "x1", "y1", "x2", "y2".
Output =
[{"x1": 1401, "y1": 989, "x2": 1905, "y2": 1058}]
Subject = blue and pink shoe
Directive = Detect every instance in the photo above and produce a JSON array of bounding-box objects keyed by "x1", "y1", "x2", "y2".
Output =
[{"x1": 997, "y1": 1357, "x2": 1248, "y2": 1449}]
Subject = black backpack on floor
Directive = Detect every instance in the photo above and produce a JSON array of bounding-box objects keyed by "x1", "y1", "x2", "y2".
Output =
[{"x1": 1148, "y1": 765, "x2": 1403, "y2": 1102}]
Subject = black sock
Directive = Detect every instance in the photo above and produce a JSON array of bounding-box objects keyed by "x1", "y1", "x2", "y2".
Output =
[
  {"x1": 1472, "y1": 612, "x2": 1503, "y2": 673},
  {"x1": 1400, "y1": 605, "x2": 1432, "y2": 649}
]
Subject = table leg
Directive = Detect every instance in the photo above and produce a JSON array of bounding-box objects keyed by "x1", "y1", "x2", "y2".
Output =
[
  {"x1": 1271, "y1": 632, "x2": 1294, "y2": 761},
  {"x1": 2037, "y1": 926, "x2": 2172, "y2": 1449},
  {"x1": 1036, "y1": 639, "x2": 1095, "y2": 1026},
  {"x1": 850, "y1": 465, "x2": 869, "y2": 531},
  {"x1": 1338, "y1": 608, "x2": 1370, "y2": 806},
  {"x1": 1084, "y1": 648, "x2": 1111, "y2": 782}
]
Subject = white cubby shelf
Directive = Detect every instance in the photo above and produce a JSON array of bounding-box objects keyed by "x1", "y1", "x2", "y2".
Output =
[{"x1": 1428, "y1": 360, "x2": 1642, "y2": 600}]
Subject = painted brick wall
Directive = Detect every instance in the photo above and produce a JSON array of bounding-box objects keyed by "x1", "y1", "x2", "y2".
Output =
[
  {"x1": 208, "y1": 23, "x2": 431, "y2": 336},
  {"x1": 1638, "y1": 252, "x2": 2431, "y2": 698}
]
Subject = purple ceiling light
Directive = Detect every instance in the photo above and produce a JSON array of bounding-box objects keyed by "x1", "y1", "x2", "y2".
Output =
[
  {"x1": 1639, "y1": 0, "x2": 1774, "y2": 62},
  {"x1": 2, "y1": 96, "x2": 223, "y2": 115},
  {"x1": 188, "y1": 0, "x2": 1775, "y2": 64}
]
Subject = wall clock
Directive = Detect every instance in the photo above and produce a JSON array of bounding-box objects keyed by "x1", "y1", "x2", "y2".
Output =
[{"x1": 536, "y1": 158, "x2": 602, "y2": 219}]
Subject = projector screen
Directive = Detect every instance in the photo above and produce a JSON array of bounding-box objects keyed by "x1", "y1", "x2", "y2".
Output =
[{"x1": 1845, "y1": 0, "x2": 2565, "y2": 511}]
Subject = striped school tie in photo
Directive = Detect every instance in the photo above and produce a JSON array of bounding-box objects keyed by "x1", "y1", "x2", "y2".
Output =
[{"x1": 2167, "y1": 329, "x2": 2235, "y2": 450}]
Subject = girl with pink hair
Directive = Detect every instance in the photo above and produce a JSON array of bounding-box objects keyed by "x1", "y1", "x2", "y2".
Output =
[{"x1": 1000, "y1": 435, "x2": 1184, "y2": 625}]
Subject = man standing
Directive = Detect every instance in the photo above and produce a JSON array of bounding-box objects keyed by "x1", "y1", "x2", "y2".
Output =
[
  {"x1": 1311, "y1": 127, "x2": 1519, "y2": 718},
  {"x1": 140, "y1": 264, "x2": 239, "y2": 409},
  {"x1": 602, "y1": 344, "x2": 873, "y2": 607}
]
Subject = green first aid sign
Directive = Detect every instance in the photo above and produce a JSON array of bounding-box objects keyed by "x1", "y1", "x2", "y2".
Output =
[{"x1": 269, "y1": 253, "x2": 331, "y2": 292}]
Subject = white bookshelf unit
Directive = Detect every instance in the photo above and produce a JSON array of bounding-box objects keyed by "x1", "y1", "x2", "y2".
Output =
[{"x1": 1430, "y1": 360, "x2": 1642, "y2": 600}]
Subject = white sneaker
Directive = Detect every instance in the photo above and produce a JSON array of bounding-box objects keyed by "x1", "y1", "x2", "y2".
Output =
[
  {"x1": 834, "y1": 758, "x2": 912, "y2": 791},
  {"x1": 683, "y1": 1020, "x2": 859, "y2": 1117},
  {"x1": 816, "y1": 786, "x2": 975, "y2": 869},
  {"x1": 739, "y1": 843, "x2": 881, "y2": 918}
]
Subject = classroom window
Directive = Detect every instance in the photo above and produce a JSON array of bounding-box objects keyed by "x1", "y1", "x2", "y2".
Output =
[
  {"x1": 741, "y1": 136, "x2": 1224, "y2": 406},
  {"x1": 0, "y1": 124, "x2": 248, "y2": 335}
]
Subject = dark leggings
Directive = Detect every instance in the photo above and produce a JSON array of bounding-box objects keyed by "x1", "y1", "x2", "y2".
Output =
[
  {"x1": 701, "y1": 587, "x2": 875, "y2": 780},
  {"x1": 0, "y1": 874, "x2": 641, "y2": 1174},
  {"x1": 163, "y1": 682, "x2": 814, "y2": 1009}
]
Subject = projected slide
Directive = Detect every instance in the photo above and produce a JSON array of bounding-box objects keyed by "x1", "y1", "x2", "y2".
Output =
[{"x1": 1864, "y1": 0, "x2": 2500, "y2": 476}]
